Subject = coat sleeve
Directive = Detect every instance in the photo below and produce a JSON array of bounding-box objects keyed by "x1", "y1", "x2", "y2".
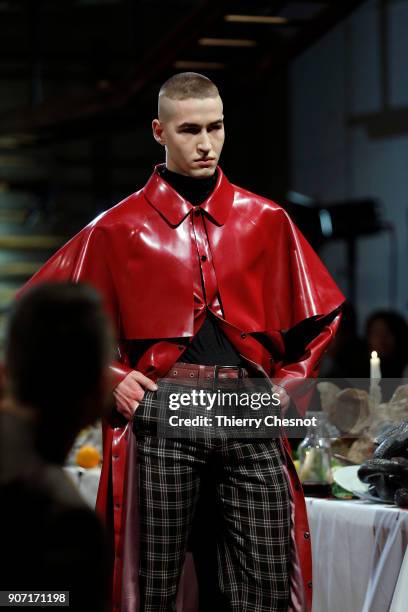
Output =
[
  {"x1": 268, "y1": 211, "x2": 345, "y2": 415},
  {"x1": 274, "y1": 308, "x2": 342, "y2": 415},
  {"x1": 17, "y1": 223, "x2": 133, "y2": 389}
]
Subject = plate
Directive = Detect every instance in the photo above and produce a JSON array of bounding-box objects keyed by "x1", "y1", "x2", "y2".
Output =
[
  {"x1": 333, "y1": 465, "x2": 397, "y2": 505},
  {"x1": 332, "y1": 465, "x2": 369, "y2": 495}
]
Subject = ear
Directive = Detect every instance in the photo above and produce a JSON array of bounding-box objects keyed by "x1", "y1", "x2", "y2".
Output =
[{"x1": 152, "y1": 119, "x2": 166, "y2": 146}]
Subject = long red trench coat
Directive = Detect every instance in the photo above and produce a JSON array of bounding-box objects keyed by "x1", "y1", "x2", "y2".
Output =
[{"x1": 21, "y1": 165, "x2": 344, "y2": 612}]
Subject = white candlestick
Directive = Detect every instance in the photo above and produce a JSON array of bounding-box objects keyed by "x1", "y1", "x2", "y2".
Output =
[
  {"x1": 370, "y1": 351, "x2": 382, "y2": 407},
  {"x1": 370, "y1": 351, "x2": 381, "y2": 381}
]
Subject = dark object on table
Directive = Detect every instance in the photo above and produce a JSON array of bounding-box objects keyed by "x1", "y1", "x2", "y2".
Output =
[
  {"x1": 358, "y1": 457, "x2": 408, "y2": 506},
  {"x1": 358, "y1": 418, "x2": 408, "y2": 507},
  {"x1": 373, "y1": 418, "x2": 408, "y2": 459},
  {"x1": 395, "y1": 488, "x2": 408, "y2": 508}
]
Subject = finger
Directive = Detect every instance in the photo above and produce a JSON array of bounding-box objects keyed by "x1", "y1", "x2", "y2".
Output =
[
  {"x1": 131, "y1": 371, "x2": 158, "y2": 391},
  {"x1": 273, "y1": 385, "x2": 285, "y2": 399},
  {"x1": 277, "y1": 387, "x2": 289, "y2": 402},
  {"x1": 125, "y1": 403, "x2": 137, "y2": 420},
  {"x1": 113, "y1": 390, "x2": 136, "y2": 418},
  {"x1": 129, "y1": 402, "x2": 141, "y2": 423},
  {"x1": 123, "y1": 380, "x2": 146, "y2": 401}
]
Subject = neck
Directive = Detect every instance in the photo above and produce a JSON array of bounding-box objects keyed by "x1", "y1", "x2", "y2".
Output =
[{"x1": 159, "y1": 165, "x2": 218, "y2": 206}]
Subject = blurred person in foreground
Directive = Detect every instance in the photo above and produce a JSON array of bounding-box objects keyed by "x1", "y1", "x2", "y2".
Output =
[
  {"x1": 0, "y1": 283, "x2": 114, "y2": 611},
  {"x1": 19, "y1": 73, "x2": 344, "y2": 612}
]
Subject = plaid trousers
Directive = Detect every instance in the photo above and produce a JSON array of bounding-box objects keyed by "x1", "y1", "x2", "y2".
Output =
[{"x1": 133, "y1": 381, "x2": 291, "y2": 612}]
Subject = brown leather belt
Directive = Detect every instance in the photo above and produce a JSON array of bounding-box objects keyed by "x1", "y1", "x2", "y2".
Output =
[{"x1": 166, "y1": 361, "x2": 249, "y2": 381}]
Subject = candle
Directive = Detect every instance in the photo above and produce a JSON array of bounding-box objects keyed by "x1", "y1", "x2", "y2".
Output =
[{"x1": 370, "y1": 350, "x2": 381, "y2": 381}]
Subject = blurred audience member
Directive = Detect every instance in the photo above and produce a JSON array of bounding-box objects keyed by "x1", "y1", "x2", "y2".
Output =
[
  {"x1": 365, "y1": 310, "x2": 408, "y2": 401},
  {"x1": 0, "y1": 283, "x2": 114, "y2": 611},
  {"x1": 365, "y1": 310, "x2": 408, "y2": 379}
]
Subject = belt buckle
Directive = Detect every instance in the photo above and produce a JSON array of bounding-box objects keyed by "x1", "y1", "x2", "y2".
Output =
[
  {"x1": 213, "y1": 365, "x2": 243, "y2": 392},
  {"x1": 214, "y1": 365, "x2": 243, "y2": 380}
]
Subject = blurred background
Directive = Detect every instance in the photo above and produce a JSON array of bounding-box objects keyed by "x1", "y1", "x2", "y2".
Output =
[{"x1": 0, "y1": 0, "x2": 407, "y2": 373}]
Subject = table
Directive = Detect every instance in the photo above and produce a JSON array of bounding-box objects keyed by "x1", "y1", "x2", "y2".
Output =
[
  {"x1": 64, "y1": 468, "x2": 408, "y2": 611},
  {"x1": 306, "y1": 497, "x2": 408, "y2": 612},
  {"x1": 63, "y1": 466, "x2": 101, "y2": 508}
]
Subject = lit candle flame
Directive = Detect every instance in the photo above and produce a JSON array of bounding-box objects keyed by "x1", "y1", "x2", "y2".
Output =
[{"x1": 371, "y1": 351, "x2": 378, "y2": 359}]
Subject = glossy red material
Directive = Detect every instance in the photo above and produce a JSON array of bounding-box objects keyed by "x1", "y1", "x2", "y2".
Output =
[{"x1": 20, "y1": 165, "x2": 344, "y2": 611}]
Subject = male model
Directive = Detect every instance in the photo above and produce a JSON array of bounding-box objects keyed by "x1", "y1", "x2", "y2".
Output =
[{"x1": 22, "y1": 73, "x2": 344, "y2": 612}]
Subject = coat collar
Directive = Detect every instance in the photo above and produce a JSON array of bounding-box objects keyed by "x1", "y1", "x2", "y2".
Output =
[{"x1": 143, "y1": 163, "x2": 235, "y2": 226}]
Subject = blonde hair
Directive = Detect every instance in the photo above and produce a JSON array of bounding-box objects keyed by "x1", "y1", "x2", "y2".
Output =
[
  {"x1": 158, "y1": 73, "x2": 220, "y2": 119},
  {"x1": 159, "y1": 72, "x2": 219, "y2": 101}
]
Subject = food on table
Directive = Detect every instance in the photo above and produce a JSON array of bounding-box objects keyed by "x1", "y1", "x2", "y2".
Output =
[{"x1": 75, "y1": 445, "x2": 101, "y2": 469}]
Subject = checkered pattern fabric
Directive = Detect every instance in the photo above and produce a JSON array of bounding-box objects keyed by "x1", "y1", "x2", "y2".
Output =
[{"x1": 133, "y1": 381, "x2": 291, "y2": 612}]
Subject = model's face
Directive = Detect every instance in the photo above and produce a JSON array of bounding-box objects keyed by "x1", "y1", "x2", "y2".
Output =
[{"x1": 152, "y1": 95, "x2": 225, "y2": 178}]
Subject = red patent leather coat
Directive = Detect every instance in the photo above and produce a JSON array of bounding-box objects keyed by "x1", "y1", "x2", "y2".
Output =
[{"x1": 21, "y1": 165, "x2": 344, "y2": 612}]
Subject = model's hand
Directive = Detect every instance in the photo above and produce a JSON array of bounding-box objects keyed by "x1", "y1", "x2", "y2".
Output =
[
  {"x1": 113, "y1": 371, "x2": 158, "y2": 420},
  {"x1": 273, "y1": 385, "x2": 290, "y2": 413}
]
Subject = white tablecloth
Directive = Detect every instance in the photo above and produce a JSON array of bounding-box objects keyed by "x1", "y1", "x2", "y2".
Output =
[
  {"x1": 63, "y1": 466, "x2": 101, "y2": 508},
  {"x1": 306, "y1": 497, "x2": 408, "y2": 612}
]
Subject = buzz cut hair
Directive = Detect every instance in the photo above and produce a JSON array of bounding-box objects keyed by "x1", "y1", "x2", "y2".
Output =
[{"x1": 159, "y1": 72, "x2": 219, "y2": 102}]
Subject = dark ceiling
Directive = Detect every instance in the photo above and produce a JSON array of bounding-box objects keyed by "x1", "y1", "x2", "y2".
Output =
[
  {"x1": 0, "y1": 0, "x2": 367, "y2": 142},
  {"x1": 0, "y1": 0, "x2": 369, "y2": 329}
]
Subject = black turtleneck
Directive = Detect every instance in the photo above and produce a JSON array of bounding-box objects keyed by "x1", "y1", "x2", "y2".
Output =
[
  {"x1": 154, "y1": 166, "x2": 242, "y2": 366},
  {"x1": 158, "y1": 166, "x2": 218, "y2": 207}
]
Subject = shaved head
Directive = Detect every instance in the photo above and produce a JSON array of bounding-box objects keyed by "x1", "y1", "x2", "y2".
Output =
[
  {"x1": 153, "y1": 72, "x2": 224, "y2": 177},
  {"x1": 158, "y1": 72, "x2": 220, "y2": 121}
]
